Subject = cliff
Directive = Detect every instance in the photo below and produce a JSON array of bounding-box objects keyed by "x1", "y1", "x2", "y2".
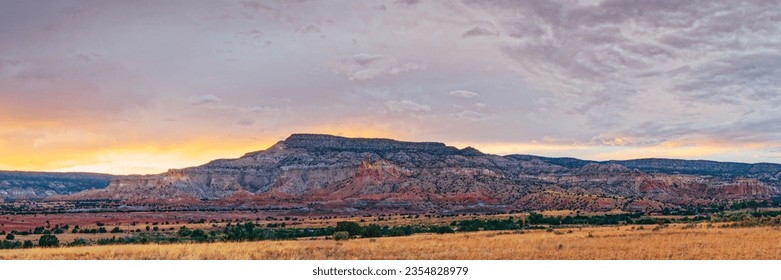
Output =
[
  {"x1": 55, "y1": 134, "x2": 779, "y2": 212},
  {"x1": 0, "y1": 171, "x2": 112, "y2": 201}
]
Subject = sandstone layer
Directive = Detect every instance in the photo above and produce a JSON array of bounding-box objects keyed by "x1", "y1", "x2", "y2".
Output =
[{"x1": 57, "y1": 134, "x2": 780, "y2": 212}]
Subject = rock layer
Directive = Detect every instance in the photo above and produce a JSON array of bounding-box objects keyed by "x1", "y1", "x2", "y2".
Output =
[
  {"x1": 0, "y1": 171, "x2": 112, "y2": 201},
  {"x1": 56, "y1": 134, "x2": 780, "y2": 212}
]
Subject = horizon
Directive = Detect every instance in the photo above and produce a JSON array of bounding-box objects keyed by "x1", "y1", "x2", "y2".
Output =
[
  {"x1": 3, "y1": 132, "x2": 779, "y2": 176},
  {"x1": 2, "y1": 1, "x2": 780, "y2": 174}
]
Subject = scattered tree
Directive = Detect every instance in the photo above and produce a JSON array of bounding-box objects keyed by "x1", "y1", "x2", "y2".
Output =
[
  {"x1": 191, "y1": 229, "x2": 207, "y2": 242},
  {"x1": 177, "y1": 226, "x2": 192, "y2": 237},
  {"x1": 335, "y1": 221, "x2": 361, "y2": 237},
  {"x1": 38, "y1": 234, "x2": 59, "y2": 247},
  {"x1": 361, "y1": 224, "x2": 383, "y2": 238}
]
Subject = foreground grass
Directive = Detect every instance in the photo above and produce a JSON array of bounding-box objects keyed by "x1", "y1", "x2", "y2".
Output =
[{"x1": 2, "y1": 225, "x2": 780, "y2": 259}]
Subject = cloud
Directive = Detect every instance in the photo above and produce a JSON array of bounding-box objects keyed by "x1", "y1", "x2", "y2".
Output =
[
  {"x1": 298, "y1": 25, "x2": 320, "y2": 34},
  {"x1": 396, "y1": 0, "x2": 420, "y2": 6},
  {"x1": 237, "y1": 119, "x2": 254, "y2": 126},
  {"x1": 385, "y1": 100, "x2": 431, "y2": 112},
  {"x1": 3, "y1": 0, "x2": 781, "y2": 173},
  {"x1": 448, "y1": 90, "x2": 479, "y2": 98},
  {"x1": 462, "y1": 26, "x2": 498, "y2": 38},
  {"x1": 334, "y1": 53, "x2": 425, "y2": 81},
  {"x1": 468, "y1": 0, "x2": 781, "y2": 142},
  {"x1": 75, "y1": 53, "x2": 100, "y2": 62},
  {"x1": 673, "y1": 52, "x2": 781, "y2": 104},
  {"x1": 239, "y1": 1, "x2": 272, "y2": 11},
  {"x1": 456, "y1": 110, "x2": 491, "y2": 121},
  {"x1": 191, "y1": 95, "x2": 222, "y2": 106}
]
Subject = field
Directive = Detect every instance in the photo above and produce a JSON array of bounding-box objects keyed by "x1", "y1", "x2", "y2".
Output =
[{"x1": 2, "y1": 224, "x2": 780, "y2": 260}]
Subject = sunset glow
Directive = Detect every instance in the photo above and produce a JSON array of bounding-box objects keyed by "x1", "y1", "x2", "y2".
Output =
[{"x1": 2, "y1": 1, "x2": 780, "y2": 174}]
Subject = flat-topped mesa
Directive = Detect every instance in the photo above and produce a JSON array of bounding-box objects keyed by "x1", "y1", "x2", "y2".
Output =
[{"x1": 282, "y1": 133, "x2": 482, "y2": 156}]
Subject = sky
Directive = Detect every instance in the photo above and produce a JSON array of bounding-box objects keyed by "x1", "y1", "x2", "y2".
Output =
[{"x1": 1, "y1": 0, "x2": 781, "y2": 175}]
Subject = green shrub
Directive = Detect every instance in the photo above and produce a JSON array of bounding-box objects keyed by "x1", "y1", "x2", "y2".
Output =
[
  {"x1": 333, "y1": 231, "x2": 350, "y2": 241},
  {"x1": 177, "y1": 226, "x2": 192, "y2": 237},
  {"x1": 335, "y1": 222, "x2": 361, "y2": 237},
  {"x1": 68, "y1": 238, "x2": 89, "y2": 246},
  {"x1": 191, "y1": 229, "x2": 208, "y2": 242},
  {"x1": 430, "y1": 225, "x2": 455, "y2": 234},
  {"x1": 38, "y1": 234, "x2": 59, "y2": 247},
  {"x1": 361, "y1": 224, "x2": 383, "y2": 238}
]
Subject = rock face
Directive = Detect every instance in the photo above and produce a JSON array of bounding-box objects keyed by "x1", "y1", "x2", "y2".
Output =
[
  {"x1": 0, "y1": 171, "x2": 112, "y2": 201},
  {"x1": 56, "y1": 134, "x2": 780, "y2": 212}
]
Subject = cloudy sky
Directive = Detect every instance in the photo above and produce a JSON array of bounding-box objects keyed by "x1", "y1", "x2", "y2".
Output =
[{"x1": 1, "y1": 0, "x2": 780, "y2": 174}]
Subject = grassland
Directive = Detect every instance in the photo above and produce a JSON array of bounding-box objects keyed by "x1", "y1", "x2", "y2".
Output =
[{"x1": 2, "y1": 224, "x2": 780, "y2": 260}]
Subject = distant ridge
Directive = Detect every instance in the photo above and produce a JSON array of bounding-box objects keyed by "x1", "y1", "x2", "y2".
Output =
[
  {"x1": 508, "y1": 155, "x2": 781, "y2": 178},
  {"x1": 48, "y1": 133, "x2": 779, "y2": 213},
  {"x1": 0, "y1": 171, "x2": 112, "y2": 201},
  {"x1": 3, "y1": 134, "x2": 779, "y2": 213}
]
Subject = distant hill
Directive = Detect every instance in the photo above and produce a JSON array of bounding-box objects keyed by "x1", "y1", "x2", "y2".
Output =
[
  {"x1": 52, "y1": 134, "x2": 779, "y2": 213},
  {"x1": 0, "y1": 171, "x2": 112, "y2": 201},
  {"x1": 507, "y1": 155, "x2": 781, "y2": 179}
]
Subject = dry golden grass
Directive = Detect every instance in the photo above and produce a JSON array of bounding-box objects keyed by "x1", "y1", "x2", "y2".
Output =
[{"x1": 2, "y1": 224, "x2": 781, "y2": 260}]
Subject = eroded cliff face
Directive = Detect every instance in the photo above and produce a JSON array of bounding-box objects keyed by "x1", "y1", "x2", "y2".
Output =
[
  {"x1": 0, "y1": 171, "x2": 112, "y2": 201},
  {"x1": 58, "y1": 134, "x2": 778, "y2": 212}
]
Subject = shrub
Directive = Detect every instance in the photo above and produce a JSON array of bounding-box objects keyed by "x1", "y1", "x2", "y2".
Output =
[
  {"x1": 335, "y1": 222, "x2": 361, "y2": 237},
  {"x1": 191, "y1": 229, "x2": 208, "y2": 242},
  {"x1": 177, "y1": 226, "x2": 192, "y2": 237},
  {"x1": 68, "y1": 238, "x2": 89, "y2": 247},
  {"x1": 5, "y1": 233, "x2": 14, "y2": 240},
  {"x1": 0, "y1": 240, "x2": 22, "y2": 249},
  {"x1": 430, "y1": 225, "x2": 455, "y2": 234},
  {"x1": 38, "y1": 234, "x2": 59, "y2": 247},
  {"x1": 361, "y1": 224, "x2": 383, "y2": 238},
  {"x1": 333, "y1": 231, "x2": 350, "y2": 241},
  {"x1": 527, "y1": 212, "x2": 545, "y2": 225}
]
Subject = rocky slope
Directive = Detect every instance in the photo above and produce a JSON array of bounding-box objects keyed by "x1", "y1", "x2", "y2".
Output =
[
  {"x1": 56, "y1": 134, "x2": 779, "y2": 212},
  {"x1": 0, "y1": 171, "x2": 112, "y2": 201}
]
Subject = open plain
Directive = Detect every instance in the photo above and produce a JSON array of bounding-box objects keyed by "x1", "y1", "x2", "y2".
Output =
[{"x1": 2, "y1": 224, "x2": 779, "y2": 260}]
